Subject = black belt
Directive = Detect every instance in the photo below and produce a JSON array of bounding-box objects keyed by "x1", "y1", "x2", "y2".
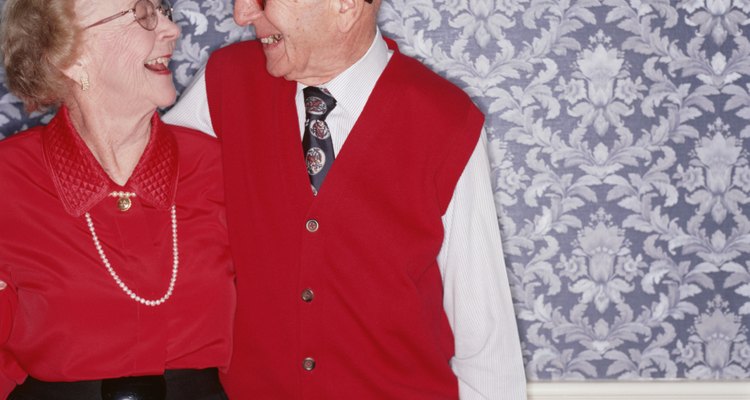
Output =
[{"x1": 8, "y1": 368, "x2": 226, "y2": 400}]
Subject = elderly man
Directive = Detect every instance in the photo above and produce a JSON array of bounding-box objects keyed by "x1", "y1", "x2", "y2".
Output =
[{"x1": 164, "y1": 0, "x2": 527, "y2": 398}]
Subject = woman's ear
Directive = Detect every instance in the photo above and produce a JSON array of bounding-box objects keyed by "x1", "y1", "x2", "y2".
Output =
[
  {"x1": 59, "y1": 61, "x2": 80, "y2": 81},
  {"x1": 60, "y1": 60, "x2": 90, "y2": 91}
]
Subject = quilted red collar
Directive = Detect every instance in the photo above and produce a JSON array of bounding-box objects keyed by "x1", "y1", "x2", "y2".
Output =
[{"x1": 42, "y1": 106, "x2": 179, "y2": 217}]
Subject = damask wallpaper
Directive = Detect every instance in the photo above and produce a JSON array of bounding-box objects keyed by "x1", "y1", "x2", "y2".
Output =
[{"x1": 1, "y1": 0, "x2": 749, "y2": 382}]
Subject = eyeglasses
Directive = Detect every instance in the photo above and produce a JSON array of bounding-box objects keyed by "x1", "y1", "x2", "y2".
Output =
[
  {"x1": 253, "y1": 0, "x2": 370, "y2": 9},
  {"x1": 84, "y1": 0, "x2": 173, "y2": 31}
]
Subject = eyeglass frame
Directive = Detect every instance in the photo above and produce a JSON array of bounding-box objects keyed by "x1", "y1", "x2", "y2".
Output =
[
  {"x1": 253, "y1": 0, "x2": 371, "y2": 10},
  {"x1": 84, "y1": 0, "x2": 173, "y2": 31}
]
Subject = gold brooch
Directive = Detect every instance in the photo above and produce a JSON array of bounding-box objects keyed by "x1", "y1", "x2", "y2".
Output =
[{"x1": 109, "y1": 191, "x2": 137, "y2": 212}]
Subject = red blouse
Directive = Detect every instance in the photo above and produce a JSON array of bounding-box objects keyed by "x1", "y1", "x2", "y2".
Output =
[{"x1": 0, "y1": 107, "x2": 234, "y2": 398}]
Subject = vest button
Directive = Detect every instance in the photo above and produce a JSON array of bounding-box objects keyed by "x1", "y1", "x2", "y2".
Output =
[
  {"x1": 306, "y1": 219, "x2": 319, "y2": 232},
  {"x1": 302, "y1": 357, "x2": 316, "y2": 371},
  {"x1": 301, "y1": 288, "x2": 314, "y2": 302}
]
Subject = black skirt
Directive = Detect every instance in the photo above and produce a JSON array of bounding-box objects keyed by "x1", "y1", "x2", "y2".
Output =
[{"x1": 8, "y1": 368, "x2": 228, "y2": 400}]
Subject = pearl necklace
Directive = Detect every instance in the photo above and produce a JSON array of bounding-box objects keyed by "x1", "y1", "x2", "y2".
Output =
[{"x1": 84, "y1": 205, "x2": 179, "y2": 307}]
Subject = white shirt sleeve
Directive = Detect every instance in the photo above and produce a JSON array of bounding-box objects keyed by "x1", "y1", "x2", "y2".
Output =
[
  {"x1": 438, "y1": 129, "x2": 528, "y2": 400},
  {"x1": 162, "y1": 66, "x2": 216, "y2": 137}
]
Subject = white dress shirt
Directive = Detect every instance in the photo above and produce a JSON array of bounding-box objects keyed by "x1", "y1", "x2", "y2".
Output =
[{"x1": 164, "y1": 32, "x2": 527, "y2": 400}]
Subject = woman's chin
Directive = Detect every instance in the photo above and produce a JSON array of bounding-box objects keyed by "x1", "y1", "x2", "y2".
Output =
[{"x1": 156, "y1": 90, "x2": 178, "y2": 109}]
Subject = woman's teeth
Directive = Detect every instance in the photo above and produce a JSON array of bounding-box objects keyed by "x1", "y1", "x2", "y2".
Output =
[
  {"x1": 144, "y1": 57, "x2": 170, "y2": 72},
  {"x1": 145, "y1": 57, "x2": 170, "y2": 67}
]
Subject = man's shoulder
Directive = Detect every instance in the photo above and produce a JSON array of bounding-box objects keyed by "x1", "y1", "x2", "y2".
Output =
[
  {"x1": 388, "y1": 50, "x2": 476, "y2": 109},
  {"x1": 382, "y1": 49, "x2": 481, "y2": 123}
]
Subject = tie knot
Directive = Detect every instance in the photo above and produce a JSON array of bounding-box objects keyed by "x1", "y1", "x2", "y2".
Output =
[{"x1": 303, "y1": 86, "x2": 337, "y2": 119}]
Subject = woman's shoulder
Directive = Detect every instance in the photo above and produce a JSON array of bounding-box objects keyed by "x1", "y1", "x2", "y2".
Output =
[
  {"x1": 0, "y1": 126, "x2": 45, "y2": 168},
  {"x1": 167, "y1": 124, "x2": 225, "y2": 204},
  {"x1": 0, "y1": 125, "x2": 44, "y2": 146},
  {"x1": 168, "y1": 123, "x2": 220, "y2": 152},
  {"x1": 0, "y1": 127, "x2": 49, "y2": 212},
  {"x1": 166, "y1": 123, "x2": 222, "y2": 173}
]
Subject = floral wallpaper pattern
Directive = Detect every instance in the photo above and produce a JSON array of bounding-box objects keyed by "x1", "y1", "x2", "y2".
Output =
[{"x1": 1, "y1": 0, "x2": 749, "y2": 381}]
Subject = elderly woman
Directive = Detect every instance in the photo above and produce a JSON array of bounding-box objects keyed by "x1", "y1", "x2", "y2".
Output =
[{"x1": 0, "y1": 0, "x2": 234, "y2": 399}]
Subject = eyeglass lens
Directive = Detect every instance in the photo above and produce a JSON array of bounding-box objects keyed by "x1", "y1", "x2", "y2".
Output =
[{"x1": 135, "y1": 0, "x2": 173, "y2": 30}]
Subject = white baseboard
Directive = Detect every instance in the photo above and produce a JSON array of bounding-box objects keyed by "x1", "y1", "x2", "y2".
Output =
[{"x1": 527, "y1": 381, "x2": 750, "y2": 400}]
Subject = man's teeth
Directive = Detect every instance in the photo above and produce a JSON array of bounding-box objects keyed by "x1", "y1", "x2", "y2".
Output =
[
  {"x1": 146, "y1": 57, "x2": 170, "y2": 67},
  {"x1": 260, "y1": 34, "x2": 283, "y2": 44}
]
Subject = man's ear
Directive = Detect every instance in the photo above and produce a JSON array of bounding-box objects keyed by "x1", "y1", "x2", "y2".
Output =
[
  {"x1": 336, "y1": 0, "x2": 364, "y2": 33},
  {"x1": 234, "y1": 0, "x2": 264, "y2": 26}
]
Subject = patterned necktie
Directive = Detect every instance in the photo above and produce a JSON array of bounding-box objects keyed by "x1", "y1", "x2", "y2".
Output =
[{"x1": 302, "y1": 86, "x2": 337, "y2": 195}]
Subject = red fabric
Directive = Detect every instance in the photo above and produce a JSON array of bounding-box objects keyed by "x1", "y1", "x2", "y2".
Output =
[
  {"x1": 0, "y1": 108, "x2": 234, "y2": 398},
  {"x1": 206, "y1": 39, "x2": 484, "y2": 399},
  {"x1": 43, "y1": 109, "x2": 178, "y2": 217}
]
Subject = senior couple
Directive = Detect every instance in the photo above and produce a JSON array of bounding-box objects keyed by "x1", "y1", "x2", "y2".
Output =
[{"x1": 0, "y1": 0, "x2": 525, "y2": 399}]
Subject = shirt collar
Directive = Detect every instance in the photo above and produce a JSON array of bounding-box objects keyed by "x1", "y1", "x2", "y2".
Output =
[
  {"x1": 297, "y1": 30, "x2": 390, "y2": 119},
  {"x1": 42, "y1": 106, "x2": 179, "y2": 217}
]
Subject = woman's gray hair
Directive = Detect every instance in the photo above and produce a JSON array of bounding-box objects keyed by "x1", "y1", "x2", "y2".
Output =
[{"x1": 1, "y1": 0, "x2": 80, "y2": 111}]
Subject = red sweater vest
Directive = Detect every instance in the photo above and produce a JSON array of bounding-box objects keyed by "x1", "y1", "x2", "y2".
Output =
[{"x1": 206, "y1": 39, "x2": 484, "y2": 399}]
